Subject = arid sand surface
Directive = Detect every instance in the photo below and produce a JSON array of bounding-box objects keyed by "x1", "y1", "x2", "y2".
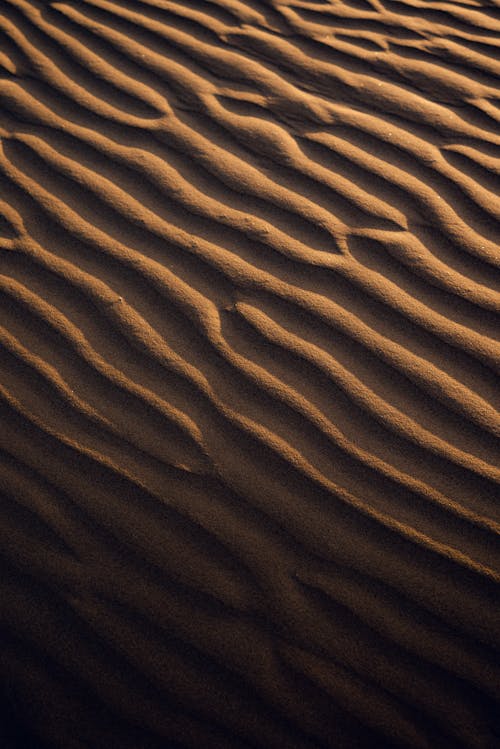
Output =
[{"x1": 0, "y1": 0, "x2": 499, "y2": 747}]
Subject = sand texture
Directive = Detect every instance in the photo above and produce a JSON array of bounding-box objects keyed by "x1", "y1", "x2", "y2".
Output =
[{"x1": 0, "y1": 0, "x2": 499, "y2": 747}]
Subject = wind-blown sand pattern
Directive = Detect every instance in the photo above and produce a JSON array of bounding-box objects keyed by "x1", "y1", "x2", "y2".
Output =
[{"x1": 0, "y1": 0, "x2": 499, "y2": 746}]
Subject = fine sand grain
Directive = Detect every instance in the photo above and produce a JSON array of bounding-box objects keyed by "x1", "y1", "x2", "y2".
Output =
[{"x1": 0, "y1": 1, "x2": 499, "y2": 747}]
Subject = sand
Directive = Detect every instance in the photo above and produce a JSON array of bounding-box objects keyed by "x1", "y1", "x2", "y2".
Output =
[{"x1": 0, "y1": 0, "x2": 499, "y2": 747}]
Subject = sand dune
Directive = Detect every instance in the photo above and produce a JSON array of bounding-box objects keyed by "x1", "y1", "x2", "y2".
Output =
[{"x1": 0, "y1": 0, "x2": 499, "y2": 747}]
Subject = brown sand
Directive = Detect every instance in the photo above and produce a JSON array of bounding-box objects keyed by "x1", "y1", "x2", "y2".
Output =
[{"x1": 0, "y1": 0, "x2": 499, "y2": 747}]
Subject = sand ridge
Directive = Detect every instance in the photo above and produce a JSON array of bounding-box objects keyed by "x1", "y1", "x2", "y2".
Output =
[{"x1": 0, "y1": 0, "x2": 499, "y2": 747}]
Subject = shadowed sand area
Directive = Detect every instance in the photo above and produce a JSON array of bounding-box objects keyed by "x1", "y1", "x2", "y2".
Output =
[{"x1": 0, "y1": 0, "x2": 499, "y2": 747}]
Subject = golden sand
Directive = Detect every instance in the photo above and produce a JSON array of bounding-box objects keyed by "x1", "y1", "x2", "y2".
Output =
[{"x1": 0, "y1": 1, "x2": 499, "y2": 747}]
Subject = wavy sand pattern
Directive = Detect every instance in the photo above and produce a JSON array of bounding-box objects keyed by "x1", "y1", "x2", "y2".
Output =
[{"x1": 0, "y1": 0, "x2": 499, "y2": 747}]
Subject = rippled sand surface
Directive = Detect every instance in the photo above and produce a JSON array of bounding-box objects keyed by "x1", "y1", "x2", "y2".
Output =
[{"x1": 0, "y1": 1, "x2": 499, "y2": 747}]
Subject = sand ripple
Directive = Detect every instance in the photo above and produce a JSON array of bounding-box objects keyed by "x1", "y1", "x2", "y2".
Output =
[{"x1": 0, "y1": 1, "x2": 499, "y2": 747}]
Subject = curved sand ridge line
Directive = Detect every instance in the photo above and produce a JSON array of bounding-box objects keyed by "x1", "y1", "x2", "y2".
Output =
[{"x1": 0, "y1": 0, "x2": 499, "y2": 747}]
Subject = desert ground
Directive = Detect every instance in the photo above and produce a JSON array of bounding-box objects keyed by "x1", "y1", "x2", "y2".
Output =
[{"x1": 0, "y1": 1, "x2": 499, "y2": 747}]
